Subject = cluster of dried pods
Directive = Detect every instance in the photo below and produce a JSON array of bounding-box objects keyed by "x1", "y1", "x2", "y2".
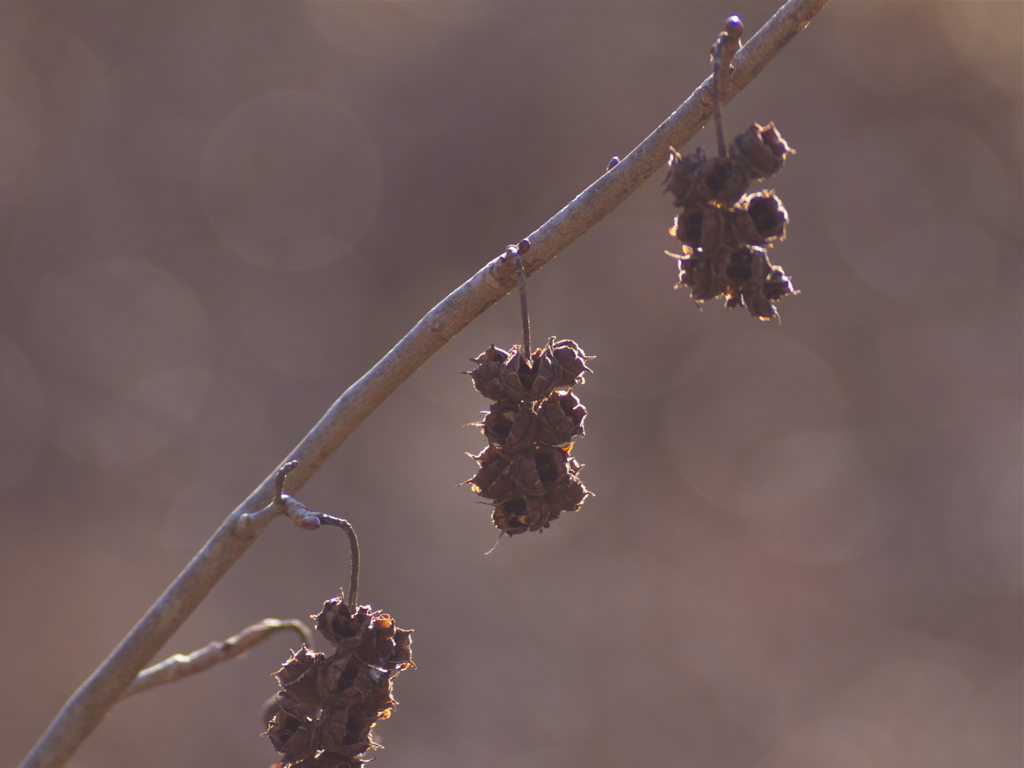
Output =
[
  {"x1": 467, "y1": 337, "x2": 592, "y2": 535},
  {"x1": 666, "y1": 17, "x2": 797, "y2": 320},
  {"x1": 264, "y1": 593, "x2": 413, "y2": 768}
]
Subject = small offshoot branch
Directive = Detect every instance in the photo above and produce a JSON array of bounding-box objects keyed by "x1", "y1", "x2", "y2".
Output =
[{"x1": 19, "y1": 2, "x2": 829, "y2": 767}]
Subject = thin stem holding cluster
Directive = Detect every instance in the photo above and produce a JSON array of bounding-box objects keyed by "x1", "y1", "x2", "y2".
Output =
[
  {"x1": 319, "y1": 516, "x2": 361, "y2": 607},
  {"x1": 712, "y1": 15, "x2": 744, "y2": 158},
  {"x1": 272, "y1": 460, "x2": 362, "y2": 605},
  {"x1": 510, "y1": 239, "x2": 532, "y2": 354}
]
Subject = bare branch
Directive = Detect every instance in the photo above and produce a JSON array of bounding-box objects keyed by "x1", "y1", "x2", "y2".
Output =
[
  {"x1": 18, "y1": 3, "x2": 829, "y2": 767},
  {"x1": 120, "y1": 620, "x2": 313, "y2": 699}
]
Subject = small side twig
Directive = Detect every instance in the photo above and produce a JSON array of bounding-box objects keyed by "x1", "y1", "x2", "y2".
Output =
[{"x1": 120, "y1": 620, "x2": 312, "y2": 699}]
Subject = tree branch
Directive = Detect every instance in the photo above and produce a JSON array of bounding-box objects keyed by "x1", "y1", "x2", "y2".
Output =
[
  {"x1": 18, "y1": 2, "x2": 829, "y2": 767},
  {"x1": 119, "y1": 620, "x2": 313, "y2": 699}
]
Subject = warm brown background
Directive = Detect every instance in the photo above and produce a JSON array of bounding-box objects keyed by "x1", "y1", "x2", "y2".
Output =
[{"x1": 2, "y1": 3, "x2": 1020, "y2": 768}]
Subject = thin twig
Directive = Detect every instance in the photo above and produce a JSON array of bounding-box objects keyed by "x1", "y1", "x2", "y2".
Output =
[
  {"x1": 19, "y1": 3, "x2": 829, "y2": 767},
  {"x1": 119, "y1": 620, "x2": 313, "y2": 699}
]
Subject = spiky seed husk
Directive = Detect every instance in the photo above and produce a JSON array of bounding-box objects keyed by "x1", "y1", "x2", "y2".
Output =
[
  {"x1": 466, "y1": 340, "x2": 592, "y2": 535},
  {"x1": 264, "y1": 595, "x2": 412, "y2": 768}
]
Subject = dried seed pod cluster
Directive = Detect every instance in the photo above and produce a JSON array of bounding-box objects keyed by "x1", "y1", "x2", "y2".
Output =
[
  {"x1": 466, "y1": 338, "x2": 592, "y2": 536},
  {"x1": 264, "y1": 594, "x2": 413, "y2": 768},
  {"x1": 666, "y1": 122, "x2": 797, "y2": 319}
]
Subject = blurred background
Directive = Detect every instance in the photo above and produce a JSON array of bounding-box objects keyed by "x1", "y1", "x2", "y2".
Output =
[{"x1": 1, "y1": 3, "x2": 1020, "y2": 767}]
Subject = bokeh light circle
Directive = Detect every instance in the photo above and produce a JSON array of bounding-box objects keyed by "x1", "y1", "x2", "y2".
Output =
[{"x1": 201, "y1": 91, "x2": 382, "y2": 270}]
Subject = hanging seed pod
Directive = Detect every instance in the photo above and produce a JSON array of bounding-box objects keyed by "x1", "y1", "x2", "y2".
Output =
[
  {"x1": 273, "y1": 646, "x2": 321, "y2": 706},
  {"x1": 482, "y1": 400, "x2": 536, "y2": 455},
  {"x1": 549, "y1": 338, "x2": 593, "y2": 388},
  {"x1": 264, "y1": 594, "x2": 413, "y2": 768},
  {"x1": 468, "y1": 445, "x2": 513, "y2": 500},
  {"x1": 729, "y1": 122, "x2": 794, "y2": 181},
  {"x1": 266, "y1": 693, "x2": 320, "y2": 765},
  {"x1": 672, "y1": 248, "x2": 708, "y2": 301},
  {"x1": 491, "y1": 496, "x2": 535, "y2": 536},
  {"x1": 534, "y1": 391, "x2": 587, "y2": 447},
  {"x1": 665, "y1": 145, "x2": 711, "y2": 209},
  {"x1": 719, "y1": 246, "x2": 796, "y2": 320},
  {"x1": 494, "y1": 348, "x2": 535, "y2": 401},
  {"x1": 733, "y1": 190, "x2": 788, "y2": 244},
  {"x1": 703, "y1": 155, "x2": 751, "y2": 207},
  {"x1": 468, "y1": 345, "x2": 511, "y2": 401},
  {"x1": 489, "y1": 450, "x2": 588, "y2": 536},
  {"x1": 666, "y1": 148, "x2": 750, "y2": 209},
  {"x1": 465, "y1": 339, "x2": 592, "y2": 536}
]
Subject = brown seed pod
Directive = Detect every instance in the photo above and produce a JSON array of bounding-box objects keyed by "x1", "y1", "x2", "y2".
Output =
[
  {"x1": 494, "y1": 448, "x2": 587, "y2": 529},
  {"x1": 666, "y1": 145, "x2": 711, "y2": 209},
  {"x1": 507, "y1": 448, "x2": 545, "y2": 497},
  {"x1": 265, "y1": 694, "x2": 321, "y2": 764},
  {"x1": 476, "y1": 345, "x2": 561, "y2": 403},
  {"x1": 273, "y1": 647, "x2": 322, "y2": 706},
  {"x1": 495, "y1": 348, "x2": 534, "y2": 401},
  {"x1": 544, "y1": 469, "x2": 588, "y2": 514},
  {"x1": 729, "y1": 122, "x2": 794, "y2": 181},
  {"x1": 482, "y1": 400, "x2": 536, "y2": 454},
  {"x1": 492, "y1": 495, "x2": 562, "y2": 536},
  {"x1": 267, "y1": 595, "x2": 413, "y2": 768},
  {"x1": 320, "y1": 702, "x2": 367, "y2": 757},
  {"x1": 735, "y1": 190, "x2": 788, "y2": 244},
  {"x1": 666, "y1": 147, "x2": 751, "y2": 209},
  {"x1": 674, "y1": 205, "x2": 737, "y2": 251},
  {"x1": 467, "y1": 345, "x2": 511, "y2": 401},
  {"x1": 549, "y1": 338, "x2": 593, "y2": 389},
  {"x1": 468, "y1": 445, "x2": 513, "y2": 500},
  {"x1": 535, "y1": 391, "x2": 586, "y2": 447},
  {"x1": 671, "y1": 248, "x2": 727, "y2": 303},
  {"x1": 314, "y1": 599, "x2": 373, "y2": 649},
  {"x1": 724, "y1": 246, "x2": 796, "y2": 320},
  {"x1": 665, "y1": 115, "x2": 796, "y2": 319},
  {"x1": 703, "y1": 155, "x2": 750, "y2": 207},
  {"x1": 491, "y1": 467, "x2": 588, "y2": 536},
  {"x1": 528, "y1": 346, "x2": 563, "y2": 399},
  {"x1": 491, "y1": 496, "x2": 537, "y2": 536},
  {"x1": 670, "y1": 208, "x2": 705, "y2": 249}
]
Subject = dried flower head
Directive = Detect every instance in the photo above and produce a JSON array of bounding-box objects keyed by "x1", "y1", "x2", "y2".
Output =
[
  {"x1": 264, "y1": 594, "x2": 413, "y2": 768},
  {"x1": 466, "y1": 338, "x2": 592, "y2": 536},
  {"x1": 665, "y1": 123, "x2": 797, "y2": 319}
]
